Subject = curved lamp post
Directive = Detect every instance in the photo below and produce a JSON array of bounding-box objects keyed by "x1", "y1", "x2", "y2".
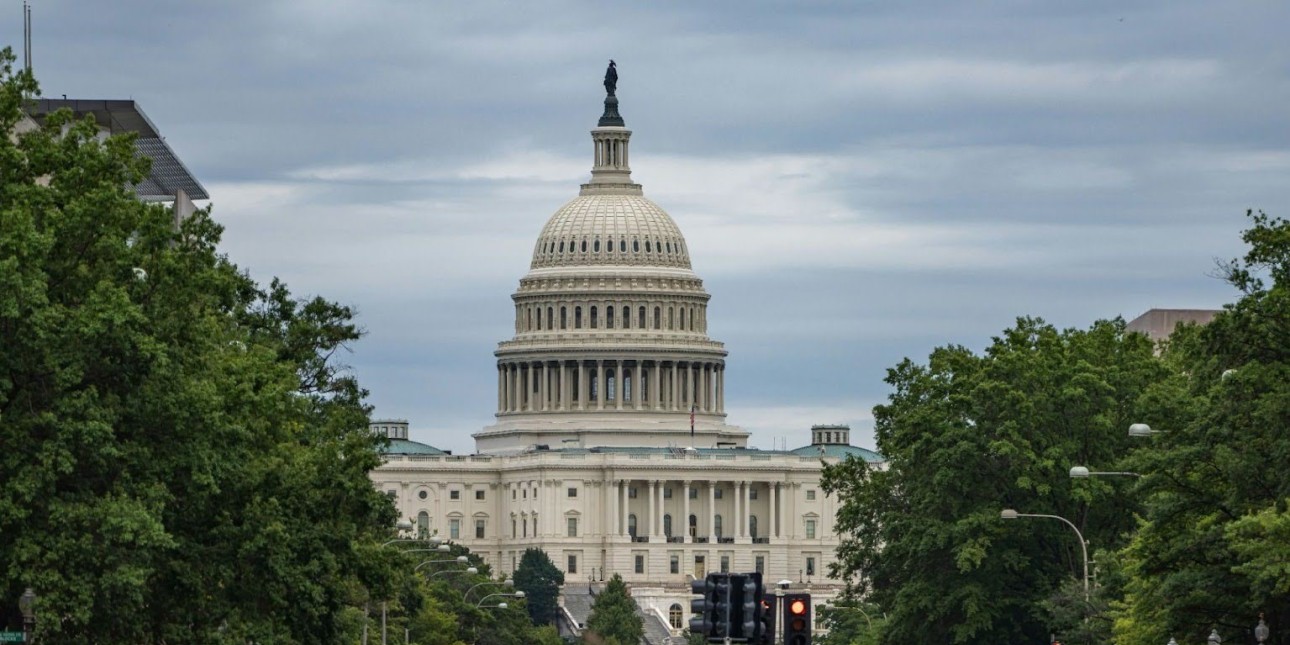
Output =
[
  {"x1": 429, "y1": 566, "x2": 478, "y2": 579},
  {"x1": 826, "y1": 604, "x2": 874, "y2": 630},
  {"x1": 465, "y1": 579, "x2": 513, "y2": 602},
  {"x1": 480, "y1": 602, "x2": 508, "y2": 610},
  {"x1": 1069, "y1": 466, "x2": 1140, "y2": 478},
  {"x1": 413, "y1": 554, "x2": 467, "y2": 572},
  {"x1": 1000, "y1": 509, "x2": 1089, "y2": 601},
  {"x1": 477, "y1": 591, "x2": 525, "y2": 607}
]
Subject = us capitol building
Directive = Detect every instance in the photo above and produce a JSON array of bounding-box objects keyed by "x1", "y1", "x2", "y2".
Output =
[{"x1": 369, "y1": 65, "x2": 883, "y2": 640}]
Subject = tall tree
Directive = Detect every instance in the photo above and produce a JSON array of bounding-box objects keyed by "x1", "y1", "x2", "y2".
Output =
[
  {"x1": 513, "y1": 547, "x2": 565, "y2": 626},
  {"x1": 0, "y1": 49, "x2": 399, "y2": 643},
  {"x1": 1114, "y1": 211, "x2": 1290, "y2": 645},
  {"x1": 822, "y1": 316, "x2": 1166, "y2": 644},
  {"x1": 583, "y1": 573, "x2": 644, "y2": 645}
]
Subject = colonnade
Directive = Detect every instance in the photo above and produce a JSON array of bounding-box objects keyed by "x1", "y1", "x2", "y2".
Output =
[
  {"x1": 608, "y1": 479, "x2": 784, "y2": 542},
  {"x1": 497, "y1": 358, "x2": 725, "y2": 415}
]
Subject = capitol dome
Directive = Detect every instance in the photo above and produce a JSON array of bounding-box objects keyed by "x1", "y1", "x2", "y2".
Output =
[{"x1": 474, "y1": 74, "x2": 747, "y2": 455}]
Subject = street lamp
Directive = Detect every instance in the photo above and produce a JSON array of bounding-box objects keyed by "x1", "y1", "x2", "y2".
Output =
[
  {"x1": 465, "y1": 579, "x2": 513, "y2": 602},
  {"x1": 1128, "y1": 423, "x2": 1164, "y2": 437},
  {"x1": 18, "y1": 588, "x2": 35, "y2": 641},
  {"x1": 1208, "y1": 628, "x2": 1222, "y2": 644},
  {"x1": 429, "y1": 566, "x2": 478, "y2": 579},
  {"x1": 1000, "y1": 509, "x2": 1089, "y2": 600},
  {"x1": 1069, "y1": 466, "x2": 1140, "y2": 478},
  {"x1": 480, "y1": 602, "x2": 508, "y2": 610},
  {"x1": 477, "y1": 591, "x2": 525, "y2": 607},
  {"x1": 414, "y1": 555, "x2": 469, "y2": 572}
]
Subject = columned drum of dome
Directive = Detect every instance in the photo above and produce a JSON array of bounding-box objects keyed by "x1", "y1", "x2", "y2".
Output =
[{"x1": 474, "y1": 72, "x2": 748, "y2": 454}]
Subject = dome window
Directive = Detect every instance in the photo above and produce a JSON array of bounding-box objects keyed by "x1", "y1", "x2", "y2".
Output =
[
  {"x1": 620, "y1": 240, "x2": 626, "y2": 252},
  {"x1": 645, "y1": 241, "x2": 652, "y2": 252},
  {"x1": 594, "y1": 239, "x2": 601, "y2": 252},
  {"x1": 666, "y1": 242, "x2": 672, "y2": 253},
  {"x1": 607, "y1": 238, "x2": 614, "y2": 253},
  {"x1": 581, "y1": 240, "x2": 587, "y2": 253},
  {"x1": 559, "y1": 241, "x2": 565, "y2": 253},
  {"x1": 633, "y1": 239, "x2": 640, "y2": 252}
]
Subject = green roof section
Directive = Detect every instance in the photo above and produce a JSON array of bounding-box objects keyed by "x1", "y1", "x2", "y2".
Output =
[
  {"x1": 380, "y1": 438, "x2": 447, "y2": 456},
  {"x1": 790, "y1": 443, "x2": 883, "y2": 462}
]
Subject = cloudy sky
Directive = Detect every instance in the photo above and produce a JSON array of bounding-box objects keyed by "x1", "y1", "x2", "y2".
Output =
[{"x1": 17, "y1": 1, "x2": 1290, "y2": 454}]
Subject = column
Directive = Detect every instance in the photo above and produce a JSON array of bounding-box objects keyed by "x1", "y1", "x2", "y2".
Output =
[
  {"x1": 735, "y1": 481, "x2": 744, "y2": 538},
  {"x1": 497, "y1": 365, "x2": 505, "y2": 412},
  {"x1": 510, "y1": 365, "x2": 518, "y2": 412},
  {"x1": 578, "y1": 361, "x2": 587, "y2": 411},
  {"x1": 596, "y1": 360, "x2": 605, "y2": 411},
  {"x1": 743, "y1": 480, "x2": 752, "y2": 538},
  {"x1": 708, "y1": 482, "x2": 716, "y2": 540},
  {"x1": 522, "y1": 365, "x2": 531, "y2": 411},
  {"x1": 647, "y1": 480, "x2": 657, "y2": 540},
  {"x1": 652, "y1": 361, "x2": 661, "y2": 410},
  {"x1": 615, "y1": 360, "x2": 624, "y2": 411},
  {"x1": 621, "y1": 480, "x2": 630, "y2": 537},
  {"x1": 671, "y1": 362, "x2": 679, "y2": 411},
  {"x1": 558, "y1": 362, "x2": 567, "y2": 410},
  {"x1": 634, "y1": 362, "x2": 643, "y2": 411},
  {"x1": 716, "y1": 365, "x2": 724, "y2": 413},
  {"x1": 608, "y1": 479, "x2": 618, "y2": 536},
  {"x1": 682, "y1": 480, "x2": 692, "y2": 543},
  {"x1": 657, "y1": 480, "x2": 665, "y2": 537},
  {"x1": 702, "y1": 364, "x2": 711, "y2": 412},
  {"x1": 541, "y1": 363, "x2": 549, "y2": 411},
  {"x1": 769, "y1": 482, "x2": 778, "y2": 539}
]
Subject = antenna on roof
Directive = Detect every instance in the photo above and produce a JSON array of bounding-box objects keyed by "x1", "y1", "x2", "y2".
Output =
[{"x1": 22, "y1": 1, "x2": 33, "y2": 73}]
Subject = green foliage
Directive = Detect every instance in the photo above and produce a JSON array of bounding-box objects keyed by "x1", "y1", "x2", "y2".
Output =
[
  {"x1": 513, "y1": 547, "x2": 565, "y2": 625},
  {"x1": 0, "y1": 48, "x2": 399, "y2": 642},
  {"x1": 822, "y1": 315, "x2": 1166, "y2": 644},
  {"x1": 1113, "y1": 211, "x2": 1290, "y2": 645},
  {"x1": 816, "y1": 602, "x2": 885, "y2": 645},
  {"x1": 584, "y1": 573, "x2": 643, "y2": 645}
]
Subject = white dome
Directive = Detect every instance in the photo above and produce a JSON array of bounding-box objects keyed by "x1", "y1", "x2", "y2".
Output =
[{"x1": 530, "y1": 194, "x2": 691, "y2": 270}]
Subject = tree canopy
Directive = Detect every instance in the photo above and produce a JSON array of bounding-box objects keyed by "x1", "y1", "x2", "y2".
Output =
[
  {"x1": 0, "y1": 48, "x2": 400, "y2": 643},
  {"x1": 583, "y1": 573, "x2": 644, "y2": 645},
  {"x1": 513, "y1": 547, "x2": 565, "y2": 626}
]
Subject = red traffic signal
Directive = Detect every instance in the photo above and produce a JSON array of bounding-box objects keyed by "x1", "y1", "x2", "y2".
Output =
[{"x1": 783, "y1": 593, "x2": 812, "y2": 645}]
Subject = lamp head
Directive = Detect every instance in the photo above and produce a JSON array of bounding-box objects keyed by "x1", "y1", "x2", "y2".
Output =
[
  {"x1": 466, "y1": 567, "x2": 479, "y2": 574},
  {"x1": 456, "y1": 555, "x2": 468, "y2": 562},
  {"x1": 396, "y1": 520, "x2": 413, "y2": 531},
  {"x1": 437, "y1": 544, "x2": 450, "y2": 552},
  {"x1": 497, "y1": 602, "x2": 508, "y2": 609},
  {"x1": 18, "y1": 588, "x2": 35, "y2": 620},
  {"x1": 515, "y1": 590, "x2": 526, "y2": 598},
  {"x1": 1069, "y1": 466, "x2": 1091, "y2": 478},
  {"x1": 1128, "y1": 423, "x2": 1154, "y2": 437},
  {"x1": 504, "y1": 579, "x2": 514, "y2": 587},
  {"x1": 1000, "y1": 509, "x2": 1018, "y2": 520}
]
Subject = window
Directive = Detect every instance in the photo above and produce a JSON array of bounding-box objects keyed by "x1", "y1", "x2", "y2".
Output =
[
  {"x1": 689, "y1": 514, "x2": 697, "y2": 537},
  {"x1": 522, "y1": 489, "x2": 527, "y2": 499},
  {"x1": 628, "y1": 514, "x2": 638, "y2": 538},
  {"x1": 654, "y1": 307, "x2": 661, "y2": 329},
  {"x1": 663, "y1": 514, "x2": 672, "y2": 537},
  {"x1": 669, "y1": 604, "x2": 683, "y2": 629},
  {"x1": 680, "y1": 308, "x2": 686, "y2": 330},
  {"x1": 567, "y1": 487, "x2": 578, "y2": 498},
  {"x1": 620, "y1": 240, "x2": 627, "y2": 253},
  {"x1": 639, "y1": 306, "x2": 646, "y2": 329},
  {"x1": 714, "y1": 515, "x2": 723, "y2": 538},
  {"x1": 581, "y1": 240, "x2": 587, "y2": 252},
  {"x1": 634, "y1": 554, "x2": 645, "y2": 574},
  {"x1": 628, "y1": 487, "x2": 638, "y2": 499},
  {"x1": 689, "y1": 487, "x2": 698, "y2": 500},
  {"x1": 512, "y1": 519, "x2": 517, "y2": 537},
  {"x1": 547, "y1": 307, "x2": 553, "y2": 330},
  {"x1": 417, "y1": 511, "x2": 430, "y2": 537},
  {"x1": 594, "y1": 239, "x2": 600, "y2": 252},
  {"x1": 623, "y1": 309, "x2": 630, "y2": 329},
  {"x1": 450, "y1": 490, "x2": 461, "y2": 500},
  {"x1": 418, "y1": 490, "x2": 428, "y2": 500},
  {"x1": 755, "y1": 556, "x2": 765, "y2": 574},
  {"x1": 475, "y1": 519, "x2": 486, "y2": 539},
  {"x1": 806, "y1": 519, "x2": 817, "y2": 539},
  {"x1": 806, "y1": 557, "x2": 816, "y2": 576},
  {"x1": 475, "y1": 490, "x2": 485, "y2": 501},
  {"x1": 806, "y1": 489, "x2": 816, "y2": 501},
  {"x1": 385, "y1": 490, "x2": 397, "y2": 499},
  {"x1": 634, "y1": 240, "x2": 640, "y2": 253},
  {"x1": 663, "y1": 487, "x2": 673, "y2": 499},
  {"x1": 591, "y1": 306, "x2": 598, "y2": 329},
  {"x1": 607, "y1": 306, "x2": 614, "y2": 329},
  {"x1": 715, "y1": 488, "x2": 724, "y2": 499},
  {"x1": 512, "y1": 489, "x2": 517, "y2": 500},
  {"x1": 561, "y1": 307, "x2": 567, "y2": 329},
  {"x1": 575, "y1": 307, "x2": 582, "y2": 329},
  {"x1": 450, "y1": 519, "x2": 461, "y2": 540},
  {"x1": 607, "y1": 237, "x2": 614, "y2": 253},
  {"x1": 522, "y1": 518, "x2": 527, "y2": 537},
  {"x1": 670, "y1": 555, "x2": 680, "y2": 574},
  {"x1": 567, "y1": 517, "x2": 578, "y2": 537},
  {"x1": 694, "y1": 555, "x2": 706, "y2": 578},
  {"x1": 750, "y1": 489, "x2": 758, "y2": 500},
  {"x1": 646, "y1": 240, "x2": 652, "y2": 252},
  {"x1": 720, "y1": 555, "x2": 730, "y2": 573},
  {"x1": 568, "y1": 555, "x2": 578, "y2": 574}
]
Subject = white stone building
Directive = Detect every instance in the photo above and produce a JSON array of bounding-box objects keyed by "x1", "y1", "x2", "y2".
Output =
[{"x1": 370, "y1": 74, "x2": 882, "y2": 640}]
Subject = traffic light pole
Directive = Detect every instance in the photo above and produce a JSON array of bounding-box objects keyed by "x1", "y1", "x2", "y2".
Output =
[{"x1": 774, "y1": 586, "x2": 784, "y2": 645}]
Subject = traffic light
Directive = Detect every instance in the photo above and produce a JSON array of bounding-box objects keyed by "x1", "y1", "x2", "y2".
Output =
[
  {"x1": 689, "y1": 576, "x2": 715, "y2": 638},
  {"x1": 712, "y1": 574, "x2": 733, "y2": 639},
  {"x1": 783, "y1": 592, "x2": 812, "y2": 645},
  {"x1": 761, "y1": 594, "x2": 777, "y2": 645},
  {"x1": 732, "y1": 572, "x2": 765, "y2": 641}
]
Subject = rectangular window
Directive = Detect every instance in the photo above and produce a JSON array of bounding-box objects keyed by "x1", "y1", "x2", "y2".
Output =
[
  {"x1": 694, "y1": 555, "x2": 706, "y2": 578},
  {"x1": 450, "y1": 519, "x2": 461, "y2": 540},
  {"x1": 628, "y1": 487, "x2": 638, "y2": 499},
  {"x1": 806, "y1": 519, "x2": 817, "y2": 539},
  {"x1": 806, "y1": 557, "x2": 816, "y2": 576},
  {"x1": 512, "y1": 519, "x2": 517, "y2": 537},
  {"x1": 475, "y1": 490, "x2": 485, "y2": 501},
  {"x1": 512, "y1": 489, "x2": 517, "y2": 500},
  {"x1": 450, "y1": 490, "x2": 461, "y2": 500},
  {"x1": 522, "y1": 519, "x2": 527, "y2": 537},
  {"x1": 522, "y1": 489, "x2": 527, "y2": 499},
  {"x1": 750, "y1": 489, "x2": 758, "y2": 500},
  {"x1": 475, "y1": 519, "x2": 485, "y2": 539},
  {"x1": 568, "y1": 555, "x2": 578, "y2": 574},
  {"x1": 720, "y1": 555, "x2": 730, "y2": 573},
  {"x1": 634, "y1": 555, "x2": 645, "y2": 574},
  {"x1": 663, "y1": 487, "x2": 673, "y2": 499},
  {"x1": 567, "y1": 517, "x2": 578, "y2": 537},
  {"x1": 715, "y1": 488, "x2": 724, "y2": 499},
  {"x1": 670, "y1": 555, "x2": 680, "y2": 574},
  {"x1": 568, "y1": 487, "x2": 578, "y2": 498},
  {"x1": 688, "y1": 487, "x2": 698, "y2": 500},
  {"x1": 385, "y1": 489, "x2": 397, "y2": 499},
  {"x1": 806, "y1": 490, "x2": 816, "y2": 501},
  {"x1": 755, "y1": 556, "x2": 765, "y2": 574}
]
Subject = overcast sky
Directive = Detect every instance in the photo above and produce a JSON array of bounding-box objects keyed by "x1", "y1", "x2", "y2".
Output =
[{"x1": 16, "y1": 1, "x2": 1290, "y2": 455}]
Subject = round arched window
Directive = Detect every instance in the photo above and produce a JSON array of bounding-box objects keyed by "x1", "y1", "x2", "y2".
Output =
[
  {"x1": 633, "y1": 239, "x2": 640, "y2": 252},
  {"x1": 581, "y1": 240, "x2": 587, "y2": 252},
  {"x1": 669, "y1": 604, "x2": 684, "y2": 629},
  {"x1": 559, "y1": 241, "x2": 565, "y2": 253},
  {"x1": 594, "y1": 239, "x2": 601, "y2": 252},
  {"x1": 620, "y1": 240, "x2": 626, "y2": 252},
  {"x1": 645, "y1": 240, "x2": 652, "y2": 252},
  {"x1": 607, "y1": 237, "x2": 614, "y2": 253}
]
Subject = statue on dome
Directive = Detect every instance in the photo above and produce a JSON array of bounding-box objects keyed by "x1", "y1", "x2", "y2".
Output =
[{"x1": 603, "y1": 60, "x2": 618, "y2": 96}]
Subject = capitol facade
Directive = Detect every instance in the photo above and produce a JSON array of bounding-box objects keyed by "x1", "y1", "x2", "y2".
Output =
[{"x1": 370, "y1": 71, "x2": 882, "y2": 639}]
